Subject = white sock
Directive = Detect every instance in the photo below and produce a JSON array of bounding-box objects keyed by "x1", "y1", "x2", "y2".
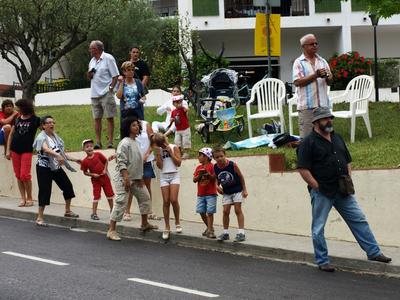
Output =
[
  {"x1": 238, "y1": 229, "x2": 245, "y2": 235},
  {"x1": 223, "y1": 229, "x2": 229, "y2": 234}
]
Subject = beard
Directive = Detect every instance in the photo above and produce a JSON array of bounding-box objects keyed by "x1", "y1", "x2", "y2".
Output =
[{"x1": 318, "y1": 122, "x2": 333, "y2": 133}]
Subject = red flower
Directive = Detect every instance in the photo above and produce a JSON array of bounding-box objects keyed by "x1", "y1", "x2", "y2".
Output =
[
  {"x1": 343, "y1": 71, "x2": 348, "y2": 78},
  {"x1": 354, "y1": 52, "x2": 359, "y2": 59},
  {"x1": 366, "y1": 60, "x2": 372, "y2": 65},
  {"x1": 361, "y1": 56, "x2": 365, "y2": 63},
  {"x1": 343, "y1": 54, "x2": 348, "y2": 60}
]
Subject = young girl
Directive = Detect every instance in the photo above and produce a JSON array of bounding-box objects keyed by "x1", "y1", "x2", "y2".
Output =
[
  {"x1": 6, "y1": 99, "x2": 41, "y2": 207},
  {"x1": 153, "y1": 132, "x2": 182, "y2": 240}
]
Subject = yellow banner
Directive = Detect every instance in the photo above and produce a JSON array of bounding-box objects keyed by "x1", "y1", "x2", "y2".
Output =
[{"x1": 254, "y1": 13, "x2": 281, "y2": 56}]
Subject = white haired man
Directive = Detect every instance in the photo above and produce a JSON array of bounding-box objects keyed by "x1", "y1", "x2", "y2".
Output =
[
  {"x1": 88, "y1": 40, "x2": 119, "y2": 149},
  {"x1": 293, "y1": 34, "x2": 333, "y2": 139}
]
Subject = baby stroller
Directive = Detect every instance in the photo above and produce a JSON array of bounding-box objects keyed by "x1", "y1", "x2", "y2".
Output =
[{"x1": 196, "y1": 69, "x2": 245, "y2": 143}]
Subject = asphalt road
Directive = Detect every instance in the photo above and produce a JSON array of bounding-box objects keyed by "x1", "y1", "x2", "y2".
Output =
[{"x1": 0, "y1": 216, "x2": 399, "y2": 300}]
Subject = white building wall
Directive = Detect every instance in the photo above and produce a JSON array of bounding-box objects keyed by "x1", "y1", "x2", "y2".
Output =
[{"x1": 178, "y1": 0, "x2": 400, "y2": 83}]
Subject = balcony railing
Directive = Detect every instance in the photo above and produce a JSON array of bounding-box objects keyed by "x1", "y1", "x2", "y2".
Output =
[{"x1": 224, "y1": 0, "x2": 309, "y2": 18}]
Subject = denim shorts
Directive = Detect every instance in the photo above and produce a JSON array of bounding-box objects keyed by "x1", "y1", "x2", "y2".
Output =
[
  {"x1": 196, "y1": 195, "x2": 217, "y2": 214},
  {"x1": 143, "y1": 161, "x2": 155, "y2": 179},
  {"x1": 0, "y1": 128, "x2": 4, "y2": 145}
]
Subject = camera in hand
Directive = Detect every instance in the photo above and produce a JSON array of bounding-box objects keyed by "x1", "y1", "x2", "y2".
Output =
[{"x1": 89, "y1": 68, "x2": 96, "y2": 74}]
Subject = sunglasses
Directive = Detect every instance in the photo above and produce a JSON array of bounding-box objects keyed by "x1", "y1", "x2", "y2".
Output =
[{"x1": 304, "y1": 42, "x2": 319, "y2": 46}]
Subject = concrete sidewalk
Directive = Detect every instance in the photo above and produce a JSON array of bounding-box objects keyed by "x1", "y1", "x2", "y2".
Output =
[{"x1": 0, "y1": 196, "x2": 398, "y2": 277}]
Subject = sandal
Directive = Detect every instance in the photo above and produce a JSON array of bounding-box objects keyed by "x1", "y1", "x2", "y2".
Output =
[
  {"x1": 64, "y1": 211, "x2": 79, "y2": 218},
  {"x1": 25, "y1": 201, "x2": 34, "y2": 207},
  {"x1": 140, "y1": 223, "x2": 159, "y2": 232},
  {"x1": 18, "y1": 201, "x2": 26, "y2": 207},
  {"x1": 148, "y1": 214, "x2": 161, "y2": 220},
  {"x1": 91, "y1": 213, "x2": 100, "y2": 220},
  {"x1": 176, "y1": 224, "x2": 183, "y2": 234},
  {"x1": 123, "y1": 213, "x2": 132, "y2": 221},
  {"x1": 35, "y1": 220, "x2": 48, "y2": 227}
]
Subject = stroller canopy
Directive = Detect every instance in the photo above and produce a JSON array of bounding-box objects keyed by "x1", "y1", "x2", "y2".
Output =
[{"x1": 201, "y1": 68, "x2": 238, "y2": 99}]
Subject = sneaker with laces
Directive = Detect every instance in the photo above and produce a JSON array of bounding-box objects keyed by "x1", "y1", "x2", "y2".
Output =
[
  {"x1": 217, "y1": 233, "x2": 230, "y2": 242},
  {"x1": 234, "y1": 233, "x2": 246, "y2": 242},
  {"x1": 107, "y1": 230, "x2": 121, "y2": 241}
]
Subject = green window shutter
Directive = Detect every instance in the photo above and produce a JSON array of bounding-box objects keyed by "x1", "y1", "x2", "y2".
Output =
[
  {"x1": 351, "y1": 0, "x2": 367, "y2": 12},
  {"x1": 193, "y1": 0, "x2": 219, "y2": 16},
  {"x1": 315, "y1": 0, "x2": 341, "y2": 13}
]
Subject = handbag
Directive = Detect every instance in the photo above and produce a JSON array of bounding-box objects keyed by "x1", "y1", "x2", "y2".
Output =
[{"x1": 338, "y1": 175, "x2": 355, "y2": 196}]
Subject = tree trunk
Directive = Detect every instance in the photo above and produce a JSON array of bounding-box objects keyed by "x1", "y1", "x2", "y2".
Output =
[{"x1": 22, "y1": 82, "x2": 35, "y2": 100}]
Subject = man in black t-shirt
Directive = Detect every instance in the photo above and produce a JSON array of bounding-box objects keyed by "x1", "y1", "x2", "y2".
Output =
[
  {"x1": 297, "y1": 107, "x2": 391, "y2": 272},
  {"x1": 130, "y1": 46, "x2": 150, "y2": 94}
]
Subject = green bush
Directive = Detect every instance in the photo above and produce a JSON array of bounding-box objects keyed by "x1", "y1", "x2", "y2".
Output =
[{"x1": 375, "y1": 59, "x2": 400, "y2": 88}]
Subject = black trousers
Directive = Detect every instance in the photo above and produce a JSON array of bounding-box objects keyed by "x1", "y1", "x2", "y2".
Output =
[{"x1": 36, "y1": 165, "x2": 75, "y2": 207}]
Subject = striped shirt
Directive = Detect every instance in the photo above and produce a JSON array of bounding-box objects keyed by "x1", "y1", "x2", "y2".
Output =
[{"x1": 292, "y1": 54, "x2": 331, "y2": 110}]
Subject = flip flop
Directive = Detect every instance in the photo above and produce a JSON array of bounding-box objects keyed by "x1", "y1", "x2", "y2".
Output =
[
  {"x1": 64, "y1": 211, "x2": 79, "y2": 218},
  {"x1": 25, "y1": 201, "x2": 34, "y2": 207},
  {"x1": 35, "y1": 220, "x2": 48, "y2": 227},
  {"x1": 18, "y1": 201, "x2": 26, "y2": 207}
]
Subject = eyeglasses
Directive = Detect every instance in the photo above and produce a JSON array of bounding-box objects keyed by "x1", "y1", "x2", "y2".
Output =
[{"x1": 304, "y1": 42, "x2": 319, "y2": 46}]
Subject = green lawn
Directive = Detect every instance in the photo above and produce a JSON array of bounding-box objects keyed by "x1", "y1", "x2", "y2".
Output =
[{"x1": 35, "y1": 102, "x2": 400, "y2": 170}]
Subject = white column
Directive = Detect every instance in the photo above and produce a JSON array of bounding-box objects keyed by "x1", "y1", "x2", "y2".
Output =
[{"x1": 338, "y1": 0, "x2": 352, "y2": 53}]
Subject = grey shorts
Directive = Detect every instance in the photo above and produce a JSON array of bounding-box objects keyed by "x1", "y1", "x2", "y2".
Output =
[
  {"x1": 174, "y1": 127, "x2": 191, "y2": 149},
  {"x1": 298, "y1": 109, "x2": 314, "y2": 139},
  {"x1": 91, "y1": 92, "x2": 117, "y2": 119}
]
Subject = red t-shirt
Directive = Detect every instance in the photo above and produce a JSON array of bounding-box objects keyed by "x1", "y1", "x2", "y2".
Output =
[
  {"x1": 0, "y1": 111, "x2": 18, "y2": 129},
  {"x1": 194, "y1": 162, "x2": 217, "y2": 196},
  {"x1": 171, "y1": 107, "x2": 190, "y2": 131},
  {"x1": 81, "y1": 152, "x2": 107, "y2": 176}
]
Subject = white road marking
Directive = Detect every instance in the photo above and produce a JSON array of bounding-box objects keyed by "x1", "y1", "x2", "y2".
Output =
[
  {"x1": 2, "y1": 251, "x2": 69, "y2": 266},
  {"x1": 127, "y1": 278, "x2": 219, "y2": 298}
]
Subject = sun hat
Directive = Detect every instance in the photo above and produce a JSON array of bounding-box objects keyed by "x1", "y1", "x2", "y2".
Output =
[
  {"x1": 311, "y1": 107, "x2": 334, "y2": 123},
  {"x1": 82, "y1": 139, "x2": 94, "y2": 148},
  {"x1": 198, "y1": 147, "x2": 213, "y2": 160}
]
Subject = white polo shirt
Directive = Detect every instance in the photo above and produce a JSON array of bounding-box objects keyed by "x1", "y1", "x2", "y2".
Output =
[{"x1": 89, "y1": 51, "x2": 119, "y2": 98}]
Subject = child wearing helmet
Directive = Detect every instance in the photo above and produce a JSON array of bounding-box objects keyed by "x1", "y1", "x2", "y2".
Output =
[{"x1": 193, "y1": 147, "x2": 217, "y2": 238}]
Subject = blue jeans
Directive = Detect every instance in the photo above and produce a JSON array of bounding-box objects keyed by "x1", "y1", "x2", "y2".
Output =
[{"x1": 310, "y1": 189, "x2": 381, "y2": 265}]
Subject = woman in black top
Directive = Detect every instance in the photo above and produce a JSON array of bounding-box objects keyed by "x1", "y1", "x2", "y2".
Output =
[{"x1": 6, "y1": 99, "x2": 40, "y2": 207}]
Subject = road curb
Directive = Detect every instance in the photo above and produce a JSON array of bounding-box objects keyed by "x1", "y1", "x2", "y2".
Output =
[{"x1": 1, "y1": 207, "x2": 399, "y2": 277}]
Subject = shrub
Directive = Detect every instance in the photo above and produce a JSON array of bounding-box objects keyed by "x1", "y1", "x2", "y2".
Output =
[
  {"x1": 375, "y1": 59, "x2": 400, "y2": 88},
  {"x1": 328, "y1": 51, "x2": 372, "y2": 90}
]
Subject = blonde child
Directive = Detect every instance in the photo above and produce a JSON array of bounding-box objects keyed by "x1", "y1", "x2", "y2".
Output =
[{"x1": 153, "y1": 132, "x2": 182, "y2": 240}]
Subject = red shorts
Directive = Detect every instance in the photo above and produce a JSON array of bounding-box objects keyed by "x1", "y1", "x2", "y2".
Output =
[
  {"x1": 11, "y1": 151, "x2": 33, "y2": 181},
  {"x1": 92, "y1": 175, "x2": 114, "y2": 201}
]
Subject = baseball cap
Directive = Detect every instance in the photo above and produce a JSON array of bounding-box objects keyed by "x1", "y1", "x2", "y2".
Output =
[
  {"x1": 172, "y1": 95, "x2": 184, "y2": 102},
  {"x1": 199, "y1": 147, "x2": 213, "y2": 160},
  {"x1": 82, "y1": 139, "x2": 94, "y2": 147}
]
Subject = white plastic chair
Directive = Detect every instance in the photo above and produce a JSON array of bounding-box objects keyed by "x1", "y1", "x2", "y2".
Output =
[
  {"x1": 246, "y1": 78, "x2": 285, "y2": 138},
  {"x1": 331, "y1": 75, "x2": 374, "y2": 143},
  {"x1": 288, "y1": 87, "x2": 331, "y2": 136},
  {"x1": 288, "y1": 93, "x2": 298, "y2": 136}
]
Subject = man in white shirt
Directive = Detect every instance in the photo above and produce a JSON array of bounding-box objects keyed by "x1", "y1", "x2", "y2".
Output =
[{"x1": 88, "y1": 40, "x2": 119, "y2": 149}]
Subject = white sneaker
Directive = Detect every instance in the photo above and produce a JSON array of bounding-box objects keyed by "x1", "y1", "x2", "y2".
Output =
[
  {"x1": 107, "y1": 230, "x2": 121, "y2": 241},
  {"x1": 162, "y1": 230, "x2": 170, "y2": 240},
  {"x1": 176, "y1": 224, "x2": 183, "y2": 233}
]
